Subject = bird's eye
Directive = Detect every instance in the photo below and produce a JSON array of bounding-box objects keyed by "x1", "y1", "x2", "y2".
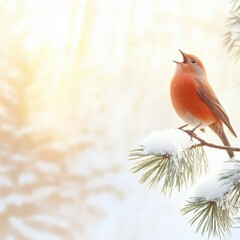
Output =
[{"x1": 191, "y1": 59, "x2": 196, "y2": 64}]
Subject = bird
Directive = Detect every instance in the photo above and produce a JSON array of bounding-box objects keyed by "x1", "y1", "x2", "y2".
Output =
[{"x1": 170, "y1": 49, "x2": 237, "y2": 158}]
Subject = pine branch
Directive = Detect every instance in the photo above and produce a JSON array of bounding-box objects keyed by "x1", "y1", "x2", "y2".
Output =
[
  {"x1": 224, "y1": 0, "x2": 240, "y2": 60},
  {"x1": 220, "y1": 160, "x2": 240, "y2": 207},
  {"x1": 179, "y1": 128, "x2": 240, "y2": 153},
  {"x1": 129, "y1": 126, "x2": 240, "y2": 238},
  {"x1": 182, "y1": 159, "x2": 240, "y2": 239},
  {"x1": 182, "y1": 196, "x2": 234, "y2": 239},
  {"x1": 230, "y1": 0, "x2": 240, "y2": 12},
  {"x1": 128, "y1": 129, "x2": 208, "y2": 195},
  {"x1": 234, "y1": 216, "x2": 240, "y2": 227}
]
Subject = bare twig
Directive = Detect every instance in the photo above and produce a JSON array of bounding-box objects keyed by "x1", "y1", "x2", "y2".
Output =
[{"x1": 179, "y1": 127, "x2": 240, "y2": 153}]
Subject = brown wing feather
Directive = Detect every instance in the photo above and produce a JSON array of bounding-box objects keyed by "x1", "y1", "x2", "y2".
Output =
[
  {"x1": 209, "y1": 122, "x2": 234, "y2": 158},
  {"x1": 196, "y1": 78, "x2": 237, "y2": 137}
]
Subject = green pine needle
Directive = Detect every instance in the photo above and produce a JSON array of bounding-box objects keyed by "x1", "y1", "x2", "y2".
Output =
[
  {"x1": 224, "y1": 11, "x2": 240, "y2": 61},
  {"x1": 232, "y1": 182, "x2": 240, "y2": 202},
  {"x1": 234, "y1": 216, "x2": 240, "y2": 228},
  {"x1": 220, "y1": 160, "x2": 240, "y2": 207},
  {"x1": 182, "y1": 197, "x2": 234, "y2": 239},
  {"x1": 128, "y1": 145, "x2": 208, "y2": 195},
  {"x1": 230, "y1": 0, "x2": 240, "y2": 12}
]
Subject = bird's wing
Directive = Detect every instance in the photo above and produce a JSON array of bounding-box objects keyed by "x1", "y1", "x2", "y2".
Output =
[{"x1": 195, "y1": 78, "x2": 237, "y2": 137}]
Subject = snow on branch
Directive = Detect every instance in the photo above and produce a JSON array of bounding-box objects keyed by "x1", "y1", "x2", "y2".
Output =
[
  {"x1": 182, "y1": 176, "x2": 237, "y2": 239},
  {"x1": 220, "y1": 160, "x2": 240, "y2": 207},
  {"x1": 129, "y1": 126, "x2": 240, "y2": 238},
  {"x1": 128, "y1": 129, "x2": 208, "y2": 195},
  {"x1": 182, "y1": 198, "x2": 233, "y2": 239}
]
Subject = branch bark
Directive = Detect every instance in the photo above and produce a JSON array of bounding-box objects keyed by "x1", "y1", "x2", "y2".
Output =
[{"x1": 179, "y1": 127, "x2": 240, "y2": 153}]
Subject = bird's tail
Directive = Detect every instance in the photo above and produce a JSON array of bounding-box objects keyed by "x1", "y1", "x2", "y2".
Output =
[{"x1": 209, "y1": 122, "x2": 234, "y2": 159}]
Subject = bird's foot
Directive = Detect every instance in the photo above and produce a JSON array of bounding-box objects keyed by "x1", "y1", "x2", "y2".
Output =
[
  {"x1": 179, "y1": 123, "x2": 202, "y2": 140},
  {"x1": 178, "y1": 124, "x2": 188, "y2": 130},
  {"x1": 191, "y1": 123, "x2": 202, "y2": 133}
]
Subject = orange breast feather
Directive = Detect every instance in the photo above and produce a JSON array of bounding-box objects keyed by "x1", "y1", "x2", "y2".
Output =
[{"x1": 170, "y1": 74, "x2": 218, "y2": 125}]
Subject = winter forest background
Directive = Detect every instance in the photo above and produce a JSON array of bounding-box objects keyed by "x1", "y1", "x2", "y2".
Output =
[{"x1": 0, "y1": 0, "x2": 240, "y2": 239}]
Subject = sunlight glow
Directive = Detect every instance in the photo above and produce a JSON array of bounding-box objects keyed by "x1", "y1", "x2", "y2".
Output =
[
  {"x1": 15, "y1": 0, "x2": 131, "y2": 126},
  {"x1": 12, "y1": 1, "x2": 88, "y2": 125}
]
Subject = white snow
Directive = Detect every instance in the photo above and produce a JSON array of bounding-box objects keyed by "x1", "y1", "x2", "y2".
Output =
[
  {"x1": 61, "y1": 189, "x2": 79, "y2": 198},
  {"x1": 4, "y1": 194, "x2": 30, "y2": 206},
  {"x1": 12, "y1": 154, "x2": 28, "y2": 162},
  {"x1": 28, "y1": 214, "x2": 69, "y2": 229},
  {"x1": 143, "y1": 129, "x2": 193, "y2": 157},
  {"x1": 0, "y1": 165, "x2": 13, "y2": 173},
  {"x1": 194, "y1": 176, "x2": 230, "y2": 200},
  {"x1": 0, "y1": 194, "x2": 31, "y2": 213},
  {"x1": 32, "y1": 187, "x2": 58, "y2": 198},
  {"x1": 230, "y1": 22, "x2": 240, "y2": 45},
  {"x1": 10, "y1": 217, "x2": 63, "y2": 240},
  {"x1": 35, "y1": 161, "x2": 61, "y2": 174},
  {"x1": 0, "y1": 176, "x2": 13, "y2": 187},
  {"x1": 0, "y1": 124, "x2": 15, "y2": 132},
  {"x1": 0, "y1": 188, "x2": 58, "y2": 213},
  {"x1": 220, "y1": 160, "x2": 240, "y2": 184},
  {"x1": 6, "y1": 236, "x2": 17, "y2": 240},
  {"x1": 14, "y1": 126, "x2": 35, "y2": 138},
  {"x1": 18, "y1": 172, "x2": 38, "y2": 185}
]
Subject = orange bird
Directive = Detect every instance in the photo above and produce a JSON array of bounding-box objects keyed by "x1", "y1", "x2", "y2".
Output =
[{"x1": 170, "y1": 50, "x2": 237, "y2": 158}]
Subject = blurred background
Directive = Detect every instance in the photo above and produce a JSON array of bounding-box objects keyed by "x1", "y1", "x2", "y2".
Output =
[{"x1": 0, "y1": 0, "x2": 240, "y2": 239}]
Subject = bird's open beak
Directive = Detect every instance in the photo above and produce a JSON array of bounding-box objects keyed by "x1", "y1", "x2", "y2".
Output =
[{"x1": 173, "y1": 49, "x2": 187, "y2": 64}]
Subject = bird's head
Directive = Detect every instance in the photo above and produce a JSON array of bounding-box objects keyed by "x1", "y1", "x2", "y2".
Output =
[{"x1": 173, "y1": 49, "x2": 207, "y2": 77}]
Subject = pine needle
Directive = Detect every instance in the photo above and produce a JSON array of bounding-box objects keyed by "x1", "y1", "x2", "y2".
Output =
[
  {"x1": 223, "y1": 8, "x2": 240, "y2": 61},
  {"x1": 220, "y1": 160, "x2": 240, "y2": 207},
  {"x1": 182, "y1": 197, "x2": 234, "y2": 239},
  {"x1": 129, "y1": 144, "x2": 208, "y2": 195}
]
